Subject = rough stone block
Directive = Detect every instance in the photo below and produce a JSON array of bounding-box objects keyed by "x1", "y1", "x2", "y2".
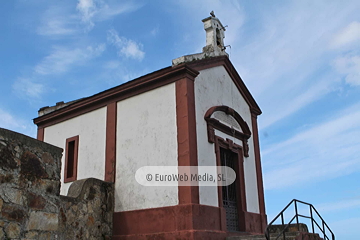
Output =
[
  {"x1": 0, "y1": 145, "x2": 17, "y2": 170},
  {"x1": 20, "y1": 151, "x2": 48, "y2": 181},
  {"x1": 25, "y1": 231, "x2": 39, "y2": 239},
  {"x1": 0, "y1": 173, "x2": 14, "y2": 184},
  {"x1": 41, "y1": 152, "x2": 54, "y2": 164},
  {"x1": 0, "y1": 228, "x2": 4, "y2": 240},
  {"x1": 27, "y1": 192, "x2": 46, "y2": 210},
  {"x1": 1, "y1": 205, "x2": 27, "y2": 223},
  {"x1": 0, "y1": 188, "x2": 24, "y2": 205},
  {"x1": 38, "y1": 232, "x2": 51, "y2": 240},
  {"x1": 27, "y1": 212, "x2": 58, "y2": 231},
  {"x1": 5, "y1": 222, "x2": 21, "y2": 238},
  {"x1": 33, "y1": 179, "x2": 60, "y2": 196}
]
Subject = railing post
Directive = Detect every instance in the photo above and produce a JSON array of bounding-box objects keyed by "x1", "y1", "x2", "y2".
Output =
[
  {"x1": 294, "y1": 200, "x2": 299, "y2": 231},
  {"x1": 322, "y1": 221, "x2": 326, "y2": 239},
  {"x1": 310, "y1": 205, "x2": 315, "y2": 234},
  {"x1": 281, "y1": 213, "x2": 285, "y2": 240}
]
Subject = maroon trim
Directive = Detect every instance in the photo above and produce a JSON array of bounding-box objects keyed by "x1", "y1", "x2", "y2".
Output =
[
  {"x1": 34, "y1": 65, "x2": 199, "y2": 128},
  {"x1": 187, "y1": 56, "x2": 261, "y2": 115},
  {"x1": 175, "y1": 77, "x2": 199, "y2": 205},
  {"x1": 215, "y1": 136, "x2": 247, "y2": 231},
  {"x1": 251, "y1": 113, "x2": 267, "y2": 231},
  {"x1": 205, "y1": 106, "x2": 251, "y2": 136},
  {"x1": 105, "y1": 102, "x2": 117, "y2": 182},
  {"x1": 205, "y1": 105, "x2": 251, "y2": 157},
  {"x1": 33, "y1": 56, "x2": 261, "y2": 130},
  {"x1": 64, "y1": 135, "x2": 79, "y2": 183},
  {"x1": 37, "y1": 127, "x2": 44, "y2": 141}
]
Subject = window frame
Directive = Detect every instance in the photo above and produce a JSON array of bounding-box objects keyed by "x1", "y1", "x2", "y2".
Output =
[
  {"x1": 64, "y1": 135, "x2": 79, "y2": 183},
  {"x1": 204, "y1": 105, "x2": 251, "y2": 157}
]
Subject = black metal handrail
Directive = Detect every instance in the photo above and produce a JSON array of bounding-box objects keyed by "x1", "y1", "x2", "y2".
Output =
[{"x1": 265, "y1": 199, "x2": 335, "y2": 240}]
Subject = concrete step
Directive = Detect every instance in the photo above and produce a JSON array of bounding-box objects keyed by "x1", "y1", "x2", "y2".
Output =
[
  {"x1": 226, "y1": 235, "x2": 266, "y2": 240},
  {"x1": 227, "y1": 231, "x2": 300, "y2": 240}
]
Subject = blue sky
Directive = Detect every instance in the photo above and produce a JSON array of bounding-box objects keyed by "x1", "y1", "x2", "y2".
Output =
[{"x1": 0, "y1": 0, "x2": 359, "y2": 239}]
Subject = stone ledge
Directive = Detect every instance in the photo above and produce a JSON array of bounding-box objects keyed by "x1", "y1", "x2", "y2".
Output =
[{"x1": 0, "y1": 128, "x2": 62, "y2": 156}]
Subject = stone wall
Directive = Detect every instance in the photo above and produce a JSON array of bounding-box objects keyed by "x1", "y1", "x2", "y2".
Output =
[
  {"x1": 0, "y1": 128, "x2": 113, "y2": 239},
  {"x1": 295, "y1": 232, "x2": 324, "y2": 240},
  {"x1": 59, "y1": 178, "x2": 113, "y2": 239}
]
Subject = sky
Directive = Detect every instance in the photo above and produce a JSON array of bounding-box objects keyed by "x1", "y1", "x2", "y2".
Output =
[{"x1": 0, "y1": 0, "x2": 359, "y2": 239}]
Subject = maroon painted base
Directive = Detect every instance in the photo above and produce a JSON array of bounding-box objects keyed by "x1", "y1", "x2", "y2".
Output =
[
  {"x1": 112, "y1": 204, "x2": 266, "y2": 240},
  {"x1": 112, "y1": 230, "x2": 227, "y2": 240},
  {"x1": 244, "y1": 212, "x2": 267, "y2": 233}
]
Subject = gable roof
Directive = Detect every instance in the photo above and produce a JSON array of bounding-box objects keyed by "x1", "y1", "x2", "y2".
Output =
[
  {"x1": 186, "y1": 55, "x2": 261, "y2": 116},
  {"x1": 34, "y1": 56, "x2": 261, "y2": 128}
]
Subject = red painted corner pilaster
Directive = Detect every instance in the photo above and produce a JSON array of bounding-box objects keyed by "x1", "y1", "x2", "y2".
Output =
[
  {"x1": 175, "y1": 77, "x2": 199, "y2": 205},
  {"x1": 251, "y1": 112, "x2": 267, "y2": 231},
  {"x1": 37, "y1": 127, "x2": 44, "y2": 141},
  {"x1": 105, "y1": 102, "x2": 117, "y2": 182}
]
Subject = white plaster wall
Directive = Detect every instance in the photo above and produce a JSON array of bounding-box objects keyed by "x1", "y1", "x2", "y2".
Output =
[
  {"x1": 195, "y1": 66, "x2": 260, "y2": 214},
  {"x1": 43, "y1": 107, "x2": 107, "y2": 195},
  {"x1": 115, "y1": 83, "x2": 178, "y2": 212}
]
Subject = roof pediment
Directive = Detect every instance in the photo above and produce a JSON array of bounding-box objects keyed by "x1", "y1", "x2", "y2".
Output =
[{"x1": 186, "y1": 56, "x2": 262, "y2": 116}]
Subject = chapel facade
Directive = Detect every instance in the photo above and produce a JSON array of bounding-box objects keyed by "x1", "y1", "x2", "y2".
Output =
[{"x1": 34, "y1": 13, "x2": 267, "y2": 239}]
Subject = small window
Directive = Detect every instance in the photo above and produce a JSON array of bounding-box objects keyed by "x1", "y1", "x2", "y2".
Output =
[{"x1": 64, "y1": 136, "x2": 79, "y2": 183}]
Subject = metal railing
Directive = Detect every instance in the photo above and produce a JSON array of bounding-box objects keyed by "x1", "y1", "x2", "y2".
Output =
[{"x1": 265, "y1": 199, "x2": 335, "y2": 240}]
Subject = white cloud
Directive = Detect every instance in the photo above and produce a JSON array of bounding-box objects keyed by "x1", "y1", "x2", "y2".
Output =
[
  {"x1": 107, "y1": 29, "x2": 145, "y2": 61},
  {"x1": 96, "y1": 1, "x2": 142, "y2": 21},
  {"x1": 333, "y1": 54, "x2": 360, "y2": 86},
  {"x1": 262, "y1": 103, "x2": 360, "y2": 190},
  {"x1": 103, "y1": 60, "x2": 121, "y2": 69},
  {"x1": 37, "y1": 0, "x2": 143, "y2": 36},
  {"x1": 12, "y1": 78, "x2": 45, "y2": 99},
  {"x1": 330, "y1": 21, "x2": 360, "y2": 48},
  {"x1": 237, "y1": 1, "x2": 360, "y2": 130},
  {"x1": 77, "y1": 0, "x2": 97, "y2": 30},
  {"x1": 0, "y1": 108, "x2": 36, "y2": 138},
  {"x1": 38, "y1": 19, "x2": 77, "y2": 36},
  {"x1": 260, "y1": 76, "x2": 336, "y2": 129},
  {"x1": 77, "y1": 0, "x2": 142, "y2": 31},
  {"x1": 0, "y1": 109, "x2": 27, "y2": 130},
  {"x1": 329, "y1": 217, "x2": 360, "y2": 239},
  {"x1": 150, "y1": 26, "x2": 159, "y2": 37},
  {"x1": 37, "y1": 6, "x2": 78, "y2": 36},
  {"x1": 35, "y1": 44, "x2": 106, "y2": 75},
  {"x1": 120, "y1": 40, "x2": 145, "y2": 60},
  {"x1": 99, "y1": 60, "x2": 149, "y2": 86},
  {"x1": 317, "y1": 198, "x2": 360, "y2": 213}
]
